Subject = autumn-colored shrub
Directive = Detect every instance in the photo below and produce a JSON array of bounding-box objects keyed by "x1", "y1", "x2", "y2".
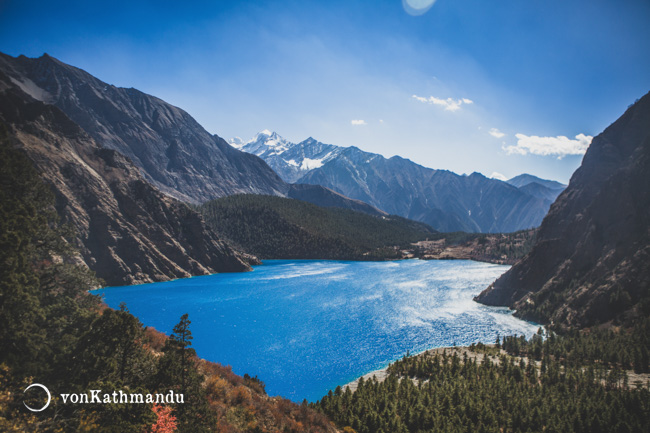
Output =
[
  {"x1": 149, "y1": 403, "x2": 177, "y2": 433},
  {"x1": 144, "y1": 327, "x2": 168, "y2": 352},
  {"x1": 206, "y1": 376, "x2": 231, "y2": 401},
  {"x1": 228, "y1": 385, "x2": 252, "y2": 405}
]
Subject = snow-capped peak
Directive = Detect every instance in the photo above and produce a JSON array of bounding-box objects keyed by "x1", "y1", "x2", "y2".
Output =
[
  {"x1": 251, "y1": 130, "x2": 285, "y2": 146},
  {"x1": 230, "y1": 130, "x2": 295, "y2": 156}
]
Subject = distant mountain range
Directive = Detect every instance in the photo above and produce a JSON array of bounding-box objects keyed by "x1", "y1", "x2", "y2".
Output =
[
  {"x1": 476, "y1": 91, "x2": 650, "y2": 328},
  {"x1": 231, "y1": 131, "x2": 566, "y2": 232},
  {"x1": 230, "y1": 131, "x2": 341, "y2": 183}
]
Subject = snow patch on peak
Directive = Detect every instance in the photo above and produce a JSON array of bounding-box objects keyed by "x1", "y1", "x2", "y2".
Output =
[
  {"x1": 260, "y1": 129, "x2": 273, "y2": 136},
  {"x1": 301, "y1": 158, "x2": 324, "y2": 170}
]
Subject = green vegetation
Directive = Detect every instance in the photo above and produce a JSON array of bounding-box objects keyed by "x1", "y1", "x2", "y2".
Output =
[
  {"x1": 198, "y1": 194, "x2": 436, "y2": 260},
  {"x1": 315, "y1": 326, "x2": 650, "y2": 433},
  {"x1": 0, "y1": 132, "x2": 334, "y2": 432},
  {"x1": 500, "y1": 319, "x2": 650, "y2": 373}
]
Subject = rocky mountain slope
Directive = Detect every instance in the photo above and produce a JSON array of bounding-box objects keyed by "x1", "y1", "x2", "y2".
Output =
[
  {"x1": 0, "y1": 69, "x2": 253, "y2": 286},
  {"x1": 0, "y1": 52, "x2": 287, "y2": 204},
  {"x1": 476, "y1": 92, "x2": 650, "y2": 328},
  {"x1": 232, "y1": 131, "x2": 563, "y2": 233},
  {"x1": 0, "y1": 52, "x2": 389, "y2": 219},
  {"x1": 287, "y1": 183, "x2": 385, "y2": 216}
]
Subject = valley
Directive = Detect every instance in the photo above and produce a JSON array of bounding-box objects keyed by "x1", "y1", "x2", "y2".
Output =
[{"x1": 0, "y1": 47, "x2": 648, "y2": 433}]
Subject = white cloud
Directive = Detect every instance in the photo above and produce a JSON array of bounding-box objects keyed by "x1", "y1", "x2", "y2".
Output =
[
  {"x1": 490, "y1": 172, "x2": 508, "y2": 181},
  {"x1": 351, "y1": 119, "x2": 367, "y2": 126},
  {"x1": 504, "y1": 133, "x2": 592, "y2": 159},
  {"x1": 412, "y1": 94, "x2": 473, "y2": 112},
  {"x1": 489, "y1": 128, "x2": 505, "y2": 138}
]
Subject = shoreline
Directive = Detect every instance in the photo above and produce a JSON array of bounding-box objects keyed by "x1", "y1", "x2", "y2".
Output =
[{"x1": 342, "y1": 345, "x2": 492, "y2": 392}]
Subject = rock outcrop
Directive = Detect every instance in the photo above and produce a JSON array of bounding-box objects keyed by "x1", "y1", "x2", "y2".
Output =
[{"x1": 476, "y1": 92, "x2": 650, "y2": 328}]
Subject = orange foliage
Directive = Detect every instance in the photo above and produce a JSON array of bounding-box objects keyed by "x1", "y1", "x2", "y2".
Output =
[{"x1": 149, "y1": 403, "x2": 177, "y2": 433}]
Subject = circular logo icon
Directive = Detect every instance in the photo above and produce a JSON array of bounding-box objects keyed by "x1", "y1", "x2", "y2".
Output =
[{"x1": 23, "y1": 383, "x2": 51, "y2": 412}]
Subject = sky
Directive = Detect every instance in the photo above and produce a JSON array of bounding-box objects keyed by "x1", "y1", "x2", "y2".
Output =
[{"x1": 1, "y1": 0, "x2": 649, "y2": 183}]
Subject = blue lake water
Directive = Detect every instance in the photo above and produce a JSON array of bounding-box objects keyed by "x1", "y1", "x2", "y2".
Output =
[{"x1": 93, "y1": 259, "x2": 538, "y2": 402}]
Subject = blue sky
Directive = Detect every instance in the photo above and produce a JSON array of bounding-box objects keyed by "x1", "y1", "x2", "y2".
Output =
[{"x1": 2, "y1": 0, "x2": 649, "y2": 183}]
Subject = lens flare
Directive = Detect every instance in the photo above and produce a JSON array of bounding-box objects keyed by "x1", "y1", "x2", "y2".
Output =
[{"x1": 402, "y1": 0, "x2": 437, "y2": 16}]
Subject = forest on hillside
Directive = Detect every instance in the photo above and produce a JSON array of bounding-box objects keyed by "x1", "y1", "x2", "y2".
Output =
[
  {"x1": 198, "y1": 194, "x2": 436, "y2": 260},
  {"x1": 315, "y1": 324, "x2": 650, "y2": 433}
]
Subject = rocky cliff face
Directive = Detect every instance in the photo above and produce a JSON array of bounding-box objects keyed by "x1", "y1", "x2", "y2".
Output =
[
  {"x1": 476, "y1": 92, "x2": 650, "y2": 328},
  {"x1": 0, "y1": 71, "x2": 253, "y2": 286},
  {"x1": 0, "y1": 52, "x2": 287, "y2": 204}
]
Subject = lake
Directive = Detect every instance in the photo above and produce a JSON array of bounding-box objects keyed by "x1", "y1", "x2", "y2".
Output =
[{"x1": 93, "y1": 259, "x2": 538, "y2": 402}]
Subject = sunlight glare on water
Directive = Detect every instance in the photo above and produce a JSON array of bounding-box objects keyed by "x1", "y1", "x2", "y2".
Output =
[{"x1": 93, "y1": 259, "x2": 538, "y2": 402}]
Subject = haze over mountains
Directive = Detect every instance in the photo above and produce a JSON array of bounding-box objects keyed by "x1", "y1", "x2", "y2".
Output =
[{"x1": 232, "y1": 131, "x2": 566, "y2": 232}]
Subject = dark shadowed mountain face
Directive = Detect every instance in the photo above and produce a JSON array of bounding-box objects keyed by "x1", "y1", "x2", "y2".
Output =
[
  {"x1": 0, "y1": 70, "x2": 253, "y2": 286},
  {"x1": 476, "y1": 92, "x2": 650, "y2": 329},
  {"x1": 233, "y1": 131, "x2": 562, "y2": 233},
  {"x1": 287, "y1": 183, "x2": 386, "y2": 216},
  {"x1": 0, "y1": 52, "x2": 287, "y2": 204}
]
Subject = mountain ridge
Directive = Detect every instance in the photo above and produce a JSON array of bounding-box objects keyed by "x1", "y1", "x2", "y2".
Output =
[
  {"x1": 0, "y1": 52, "x2": 394, "y2": 221},
  {"x1": 0, "y1": 67, "x2": 254, "y2": 286},
  {"x1": 475, "y1": 91, "x2": 650, "y2": 328},
  {"x1": 198, "y1": 194, "x2": 434, "y2": 260},
  {"x1": 230, "y1": 130, "x2": 561, "y2": 233},
  {"x1": 0, "y1": 52, "x2": 288, "y2": 204},
  {"x1": 231, "y1": 130, "x2": 566, "y2": 233}
]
